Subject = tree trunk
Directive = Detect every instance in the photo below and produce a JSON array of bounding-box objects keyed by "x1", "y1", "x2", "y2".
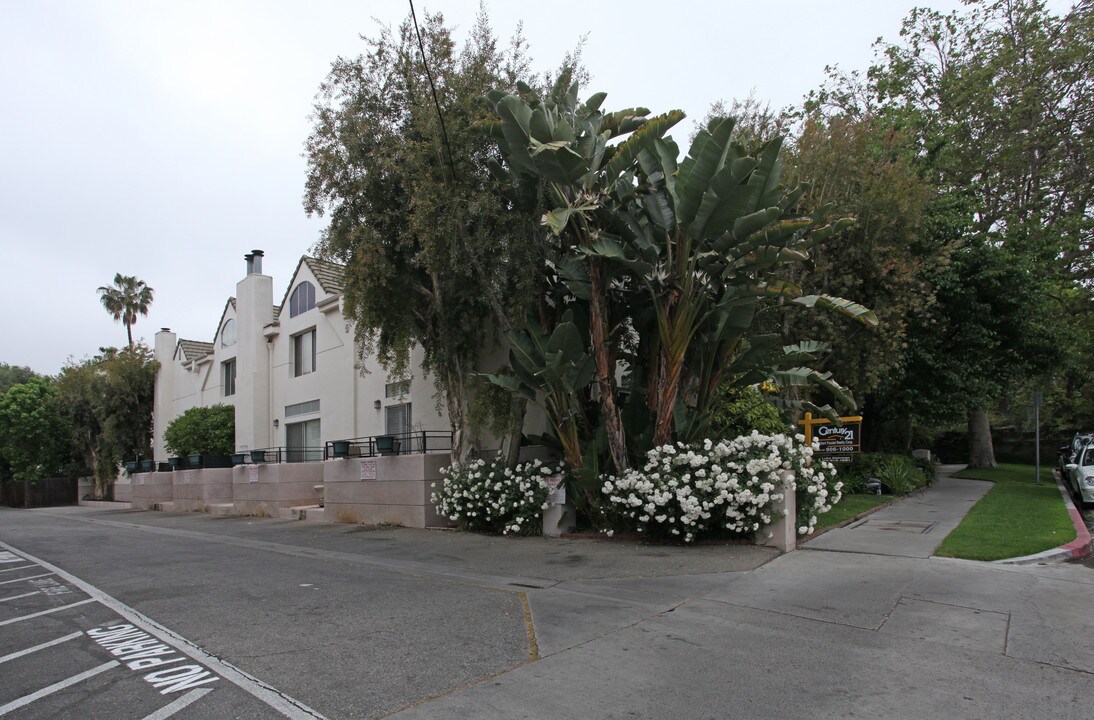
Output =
[
  {"x1": 501, "y1": 395, "x2": 526, "y2": 467},
  {"x1": 587, "y1": 259, "x2": 628, "y2": 474},
  {"x1": 445, "y1": 364, "x2": 472, "y2": 466},
  {"x1": 967, "y1": 408, "x2": 997, "y2": 468}
]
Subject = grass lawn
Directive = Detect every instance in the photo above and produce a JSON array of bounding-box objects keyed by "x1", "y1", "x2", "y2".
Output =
[
  {"x1": 935, "y1": 463, "x2": 1075, "y2": 561},
  {"x1": 814, "y1": 493, "x2": 891, "y2": 531}
]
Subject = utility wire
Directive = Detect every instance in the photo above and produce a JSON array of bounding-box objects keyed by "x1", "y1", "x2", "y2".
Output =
[{"x1": 408, "y1": 0, "x2": 457, "y2": 182}]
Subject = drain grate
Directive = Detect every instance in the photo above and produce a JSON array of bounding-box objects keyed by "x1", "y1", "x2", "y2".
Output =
[{"x1": 852, "y1": 519, "x2": 938, "y2": 534}]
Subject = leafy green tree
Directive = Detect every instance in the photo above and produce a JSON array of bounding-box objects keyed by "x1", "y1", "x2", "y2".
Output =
[
  {"x1": 864, "y1": 0, "x2": 1093, "y2": 465},
  {"x1": 303, "y1": 10, "x2": 545, "y2": 462},
  {"x1": 54, "y1": 345, "x2": 158, "y2": 497},
  {"x1": 782, "y1": 111, "x2": 939, "y2": 407},
  {"x1": 163, "y1": 405, "x2": 235, "y2": 457},
  {"x1": 0, "y1": 377, "x2": 68, "y2": 483},
  {"x1": 0, "y1": 363, "x2": 37, "y2": 394},
  {"x1": 97, "y1": 273, "x2": 154, "y2": 347}
]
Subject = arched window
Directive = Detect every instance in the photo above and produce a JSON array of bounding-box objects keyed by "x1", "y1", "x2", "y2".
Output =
[
  {"x1": 289, "y1": 281, "x2": 315, "y2": 317},
  {"x1": 220, "y1": 318, "x2": 236, "y2": 347}
]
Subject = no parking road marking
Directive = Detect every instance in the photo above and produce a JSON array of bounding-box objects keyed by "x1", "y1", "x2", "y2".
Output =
[{"x1": 0, "y1": 541, "x2": 328, "y2": 719}]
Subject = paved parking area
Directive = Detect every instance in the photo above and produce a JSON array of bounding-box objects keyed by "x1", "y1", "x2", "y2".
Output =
[{"x1": 0, "y1": 543, "x2": 322, "y2": 719}]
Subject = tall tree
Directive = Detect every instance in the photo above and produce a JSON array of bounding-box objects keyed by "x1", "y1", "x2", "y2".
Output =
[
  {"x1": 97, "y1": 273, "x2": 154, "y2": 347},
  {"x1": 0, "y1": 377, "x2": 68, "y2": 483},
  {"x1": 483, "y1": 82, "x2": 876, "y2": 496},
  {"x1": 303, "y1": 10, "x2": 546, "y2": 463},
  {"x1": 864, "y1": 0, "x2": 1092, "y2": 465},
  {"x1": 54, "y1": 345, "x2": 158, "y2": 497},
  {"x1": 0, "y1": 363, "x2": 37, "y2": 395}
]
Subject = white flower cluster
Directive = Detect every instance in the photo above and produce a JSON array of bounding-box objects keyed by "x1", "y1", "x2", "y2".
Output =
[
  {"x1": 789, "y1": 433, "x2": 842, "y2": 536},
  {"x1": 431, "y1": 456, "x2": 560, "y2": 536},
  {"x1": 601, "y1": 432, "x2": 842, "y2": 542}
]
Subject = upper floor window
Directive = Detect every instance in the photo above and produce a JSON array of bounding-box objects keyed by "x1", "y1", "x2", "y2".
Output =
[
  {"x1": 220, "y1": 318, "x2": 236, "y2": 347},
  {"x1": 222, "y1": 359, "x2": 236, "y2": 397},
  {"x1": 289, "y1": 282, "x2": 316, "y2": 317},
  {"x1": 293, "y1": 329, "x2": 316, "y2": 377},
  {"x1": 385, "y1": 380, "x2": 411, "y2": 398}
]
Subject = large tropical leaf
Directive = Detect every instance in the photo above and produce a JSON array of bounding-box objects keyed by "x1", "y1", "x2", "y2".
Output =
[{"x1": 792, "y1": 295, "x2": 879, "y2": 326}]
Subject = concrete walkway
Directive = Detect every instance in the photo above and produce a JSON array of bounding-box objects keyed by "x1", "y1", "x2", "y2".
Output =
[
  {"x1": 391, "y1": 468, "x2": 1094, "y2": 719},
  {"x1": 805, "y1": 466, "x2": 990, "y2": 557}
]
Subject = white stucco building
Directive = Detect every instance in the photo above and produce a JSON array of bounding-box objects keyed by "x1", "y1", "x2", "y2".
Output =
[{"x1": 152, "y1": 250, "x2": 449, "y2": 462}]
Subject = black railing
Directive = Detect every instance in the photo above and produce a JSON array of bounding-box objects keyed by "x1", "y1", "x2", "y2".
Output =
[{"x1": 324, "y1": 430, "x2": 451, "y2": 460}]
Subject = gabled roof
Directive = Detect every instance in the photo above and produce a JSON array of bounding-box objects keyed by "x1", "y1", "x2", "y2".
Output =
[
  {"x1": 304, "y1": 256, "x2": 344, "y2": 294},
  {"x1": 176, "y1": 339, "x2": 213, "y2": 363},
  {"x1": 277, "y1": 255, "x2": 345, "y2": 312},
  {"x1": 213, "y1": 297, "x2": 236, "y2": 346}
]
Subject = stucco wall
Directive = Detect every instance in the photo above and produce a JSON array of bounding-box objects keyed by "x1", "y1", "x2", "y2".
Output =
[{"x1": 322, "y1": 454, "x2": 449, "y2": 528}]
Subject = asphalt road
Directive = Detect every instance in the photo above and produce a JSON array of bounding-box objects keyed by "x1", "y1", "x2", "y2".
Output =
[{"x1": 1, "y1": 491, "x2": 1091, "y2": 719}]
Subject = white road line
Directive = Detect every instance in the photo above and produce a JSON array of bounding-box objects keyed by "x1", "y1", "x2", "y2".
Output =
[
  {"x1": 0, "y1": 565, "x2": 35, "y2": 574},
  {"x1": 0, "y1": 591, "x2": 39, "y2": 603},
  {"x1": 0, "y1": 660, "x2": 120, "y2": 715},
  {"x1": 0, "y1": 572, "x2": 53, "y2": 585},
  {"x1": 0, "y1": 598, "x2": 95, "y2": 626},
  {"x1": 0, "y1": 631, "x2": 82, "y2": 665},
  {"x1": 140, "y1": 688, "x2": 213, "y2": 720},
  {"x1": 0, "y1": 541, "x2": 328, "y2": 720}
]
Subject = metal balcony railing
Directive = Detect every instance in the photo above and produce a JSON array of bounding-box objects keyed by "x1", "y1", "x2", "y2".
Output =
[{"x1": 324, "y1": 430, "x2": 451, "y2": 460}]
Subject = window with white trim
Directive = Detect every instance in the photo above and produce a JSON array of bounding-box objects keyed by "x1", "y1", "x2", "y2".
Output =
[
  {"x1": 292, "y1": 329, "x2": 316, "y2": 377},
  {"x1": 222, "y1": 359, "x2": 236, "y2": 397}
]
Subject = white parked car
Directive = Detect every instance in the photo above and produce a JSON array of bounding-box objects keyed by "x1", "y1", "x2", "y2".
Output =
[{"x1": 1064, "y1": 444, "x2": 1094, "y2": 508}]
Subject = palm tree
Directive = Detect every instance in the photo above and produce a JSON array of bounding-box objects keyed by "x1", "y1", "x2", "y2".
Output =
[{"x1": 97, "y1": 274, "x2": 154, "y2": 347}]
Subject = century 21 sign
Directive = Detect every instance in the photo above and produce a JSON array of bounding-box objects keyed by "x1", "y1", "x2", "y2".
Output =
[{"x1": 797, "y1": 412, "x2": 863, "y2": 463}]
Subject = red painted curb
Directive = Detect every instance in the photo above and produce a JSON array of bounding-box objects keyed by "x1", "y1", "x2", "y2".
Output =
[{"x1": 1054, "y1": 471, "x2": 1092, "y2": 560}]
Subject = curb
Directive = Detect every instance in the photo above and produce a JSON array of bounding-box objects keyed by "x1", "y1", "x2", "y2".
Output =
[
  {"x1": 78, "y1": 500, "x2": 132, "y2": 509},
  {"x1": 993, "y1": 471, "x2": 1092, "y2": 565}
]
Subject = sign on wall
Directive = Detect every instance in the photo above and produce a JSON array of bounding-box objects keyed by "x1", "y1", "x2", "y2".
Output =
[
  {"x1": 360, "y1": 459, "x2": 377, "y2": 481},
  {"x1": 248, "y1": 466, "x2": 259, "y2": 483}
]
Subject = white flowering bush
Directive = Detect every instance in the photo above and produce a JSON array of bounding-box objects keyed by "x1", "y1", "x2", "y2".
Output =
[
  {"x1": 601, "y1": 432, "x2": 842, "y2": 543},
  {"x1": 431, "y1": 457, "x2": 563, "y2": 536}
]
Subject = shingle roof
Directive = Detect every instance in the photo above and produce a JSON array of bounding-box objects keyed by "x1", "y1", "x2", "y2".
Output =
[
  {"x1": 303, "y1": 256, "x2": 344, "y2": 295},
  {"x1": 177, "y1": 339, "x2": 213, "y2": 363}
]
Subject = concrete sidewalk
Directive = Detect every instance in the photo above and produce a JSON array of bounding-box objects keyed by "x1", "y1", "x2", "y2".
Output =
[{"x1": 804, "y1": 466, "x2": 990, "y2": 558}]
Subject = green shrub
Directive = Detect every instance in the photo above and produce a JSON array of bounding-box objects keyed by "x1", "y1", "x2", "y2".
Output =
[
  {"x1": 842, "y1": 453, "x2": 927, "y2": 495},
  {"x1": 708, "y1": 384, "x2": 788, "y2": 439},
  {"x1": 163, "y1": 405, "x2": 235, "y2": 457}
]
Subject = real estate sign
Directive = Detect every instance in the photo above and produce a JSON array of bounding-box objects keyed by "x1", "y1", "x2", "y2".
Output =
[{"x1": 798, "y1": 413, "x2": 863, "y2": 464}]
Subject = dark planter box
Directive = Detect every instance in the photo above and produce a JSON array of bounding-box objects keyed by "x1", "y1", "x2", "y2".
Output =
[
  {"x1": 156, "y1": 462, "x2": 171, "y2": 472},
  {"x1": 332, "y1": 440, "x2": 350, "y2": 458},
  {"x1": 203, "y1": 454, "x2": 233, "y2": 469},
  {"x1": 187, "y1": 454, "x2": 203, "y2": 469},
  {"x1": 139, "y1": 460, "x2": 154, "y2": 473},
  {"x1": 231, "y1": 453, "x2": 247, "y2": 466},
  {"x1": 251, "y1": 450, "x2": 267, "y2": 463},
  {"x1": 125, "y1": 461, "x2": 138, "y2": 473},
  {"x1": 376, "y1": 435, "x2": 396, "y2": 455},
  {"x1": 168, "y1": 457, "x2": 181, "y2": 469}
]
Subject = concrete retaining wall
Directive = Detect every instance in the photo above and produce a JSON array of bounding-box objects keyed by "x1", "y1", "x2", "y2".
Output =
[
  {"x1": 130, "y1": 471, "x2": 175, "y2": 510},
  {"x1": 232, "y1": 462, "x2": 323, "y2": 516},
  {"x1": 172, "y1": 468, "x2": 233, "y2": 512},
  {"x1": 113, "y1": 479, "x2": 132, "y2": 503},
  {"x1": 323, "y1": 454, "x2": 449, "y2": 528}
]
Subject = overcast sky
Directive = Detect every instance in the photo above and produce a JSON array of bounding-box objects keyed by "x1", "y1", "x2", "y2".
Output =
[{"x1": 1, "y1": 0, "x2": 1019, "y2": 374}]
